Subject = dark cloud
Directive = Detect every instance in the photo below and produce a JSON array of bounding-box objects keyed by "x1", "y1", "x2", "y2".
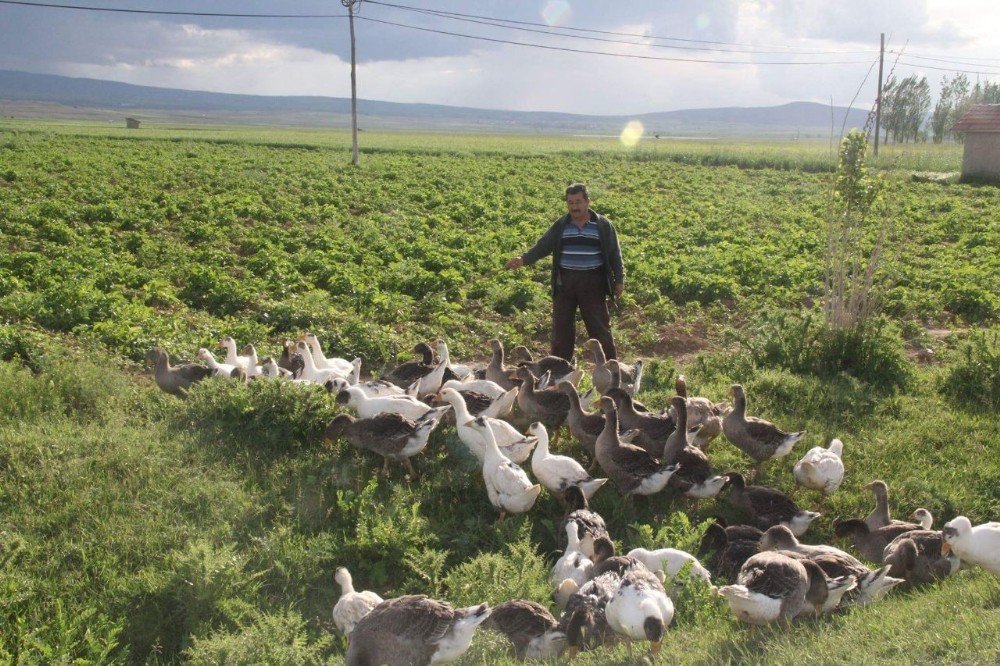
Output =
[{"x1": 0, "y1": 0, "x2": 747, "y2": 71}]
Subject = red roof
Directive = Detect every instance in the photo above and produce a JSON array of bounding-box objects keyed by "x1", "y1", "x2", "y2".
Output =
[{"x1": 953, "y1": 104, "x2": 1000, "y2": 132}]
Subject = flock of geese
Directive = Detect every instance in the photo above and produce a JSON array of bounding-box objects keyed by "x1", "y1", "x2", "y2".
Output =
[{"x1": 148, "y1": 334, "x2": 1000, "y2": 665}]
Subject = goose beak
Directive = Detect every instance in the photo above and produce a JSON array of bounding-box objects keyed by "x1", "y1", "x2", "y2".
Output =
[
  {"x1": 462, "y1": 419, "x2": 476, "y2": 428},
  {"x1": 323, "y1": 436, "x2": 333, "y2": 446},
  {"x1": 940, "y1": 541, "x2": 951, "y2": 556},
  {"x1": 650, "y1": 641, "x2": 662, "y2": 655},
  {"x1": 566, "y1": 646, "x2": 579, "y2": 660}
]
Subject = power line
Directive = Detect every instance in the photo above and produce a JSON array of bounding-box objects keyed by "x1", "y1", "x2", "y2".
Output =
[
  {"x1": 364, "y1": 0, "x2": 878, "y2": 54},
  {"x1": 892, "y1": 51, "x2": 1000, "y2": 65},
  {"x1": 355, "y1": 15, "x2": 873, "y2": 66},
  {"x1": 894, "y1": 59, "x2": 1000, "y2": 76},
  {"x1": 0, "y1": 0, "x2": 347, "y2": 18},
  {"x1": 365, "y1": 0, "x2": 878, "y2": 56}
]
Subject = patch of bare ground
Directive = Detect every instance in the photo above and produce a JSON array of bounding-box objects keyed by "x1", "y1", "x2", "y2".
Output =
[{"x1": 650, "y1": 323, "x2": 714, "y2": 363}]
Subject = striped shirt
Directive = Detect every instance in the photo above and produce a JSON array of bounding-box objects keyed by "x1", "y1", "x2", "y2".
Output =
[{"x1": 559, "y1": 218, "x2": 604, "y2": 270}]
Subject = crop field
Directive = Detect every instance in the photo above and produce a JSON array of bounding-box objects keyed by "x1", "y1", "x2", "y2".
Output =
[{"x1": 0, "y1": 121, "x2": 998, "y2": 664}]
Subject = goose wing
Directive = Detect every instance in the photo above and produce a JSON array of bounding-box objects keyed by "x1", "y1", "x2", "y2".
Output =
[
  {"x1": 349, "y1": 413, "x2": 417, "y2": 456},
  {"x1": 745, "y1": 486, "x2": 799, "y2": 524},
  {"x1": 486, "y1": 599, "x2": 557, "y2": 640}
]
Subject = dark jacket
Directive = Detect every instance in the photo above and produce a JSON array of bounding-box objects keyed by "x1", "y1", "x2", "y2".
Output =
[{"x1": 520, "y1": 209, "x2": 625, "y2": 299}]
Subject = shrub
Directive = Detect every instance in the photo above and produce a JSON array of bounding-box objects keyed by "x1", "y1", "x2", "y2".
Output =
[
  {"x1": 130, "y1": 540, "x2": 260, "y2": 658},
  {"x1": 175, "y1": 378, "x2": 338, "y2": 453},
  {"x1": 744, "y1": 312, "x2": 912, "y2": 393},
  {"x1": 940, "y1": 329, "x2": 1000, "y2": 412},
  {"x1": 183, "y1": 609, "x2": 332, "y2": 666},
  {"x1": 442, "y1": 529, "x2": 550, "y2": 608}
]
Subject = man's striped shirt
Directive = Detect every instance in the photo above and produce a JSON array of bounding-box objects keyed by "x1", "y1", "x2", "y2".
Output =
[{"x1": 559, "y1": 218, "x2": 604, "y2": 270}]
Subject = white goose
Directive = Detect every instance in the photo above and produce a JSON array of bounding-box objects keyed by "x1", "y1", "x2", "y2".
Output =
[
  {"x1": 302, "y1": 333, "x2": 355, "y2": 376},
  {"x1": 240, "y1": 344, "x2": 265, "y2": 378},
  {"x1": 197, "y1": 348, "x2": 236, "y2": 378},
  {"x1": 295, "y1": 341, "x2": 350, "y2": 384},
  {"x1": 446, "y1": 378, "x2": 507, "y2": 399},
  {"x1": 468, "y1": 416, "x2": 541, "y2": 521},
  {"x1": 332, "y1": 566, "x2": 383, "y2": 640},
  {"x1": 605, "y1": 568, "x2": 674, "y2": 656},
  {"x1": 942, "y1": 516, "x2": 1000, "y2": 574},
  {"x1": 336, "y1": 385, "x2": 435, "y2": 421},
  {"x1": 792, "y1": 438, "x2": 845, "y2": 496},
  {"x1": 218, "y1": 336, "x2": 251, "y2": 370},
  {"x1": 328, "y1": 376, "x2": 404, "y2": 399},
  {"x1": 440, "y1": 380, "x2": 519, "y2": 419},
  {"x1": 550, "y1": 522, "x2": 594, "y2": 608},
  {"x1": 437, "y1": 339, "x2": 474, "y2": 381},
  {"x1": 440, "y1": 388, "x2": 536, "y2": 463},
  {"x1": 625, "y1": 547, "x2": 712, "y2": 586},
  {"x1": 529, "y1": 423, "x2": 607, "y2": 500}
]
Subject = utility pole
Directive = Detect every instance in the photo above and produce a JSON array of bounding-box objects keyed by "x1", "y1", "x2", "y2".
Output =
[
  {"x1": 874, "y1": 32, "x2": 885, "y2": 157},
  {"x1": 342, "y1": 0, "x2": 361, "y2": 166}
]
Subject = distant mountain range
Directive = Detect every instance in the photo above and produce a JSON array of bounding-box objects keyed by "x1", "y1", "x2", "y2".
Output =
[{"x1": 0, "y1": 69, "x2": 870, "y2": 136}]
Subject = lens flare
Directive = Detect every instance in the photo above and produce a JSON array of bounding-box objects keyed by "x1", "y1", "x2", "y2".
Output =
[
  {"x1": 541, "y1": 0, "x2": 571, "y2": 26},
  {"x1": 619, "y1": 120, "x2": 644, "y2": 147}
]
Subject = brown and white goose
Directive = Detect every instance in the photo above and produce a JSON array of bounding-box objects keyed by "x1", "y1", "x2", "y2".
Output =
[
  {"x1": 558, "y1": 485, "x2": 609, "y2": 559},
  {"x1": 718, "y1": 551, "x2": 848, "y2": 624},
  {"x1": 698, "y1": 521, "x2": 761, "y2": 584},
  {"x1": 723, "y1": 472, "x2": 820, "y2": 536},
  {"x1": 558, "y1": 381, "x2": 607, "y2": 465},
  {"x1": 483, "y1": 600, "x2": 565, "y2": 661},
  {"x1": 324, "y1": 407, "x2": 449, "y2": 478},
  {"x1": 509, "y1": 345, "x2": 580, "y2": 385},
  {"x1": 883, "y1": 530, "x2": 960, "y2": 585},
  {"x1": 584, "y1": 339, "x2": 642, "y2": 395},
  {"x1": 514, "y1": 367, "x2": 571, "y2": 433},
  {"x1": 833, "y1": 517, "x2": 924, "y2": 563},
  {"x1": 722, "y1": 384, "x2": 805, "y2": 473},
  {"x1": 595, "y1": 398, "x2": 679, "y2": 497},
  {"x1": 147, "y1": 347, "x2": 211, "y2": 396},
  {"x1": 604, "y1": 388, "x2": 674, "y2": 458},
  {"x1": 671, "y1": 375, "x2": 730, "y2": 428},
  {"x1": 484, "y1": 339, "x2": 519, "y2": 391},
  {"x1": 345, "y1": 595, "x2": 490, "y2": 666},
  {"x1": 863, "y1": 480, "x2": 916, "y2": 531},
  {"x1": 662, "y1": 397, "x2": 727, "y2": 504}
]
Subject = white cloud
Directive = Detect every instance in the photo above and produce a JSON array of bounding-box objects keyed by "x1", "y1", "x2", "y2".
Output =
[{"x1": 31, "y1": 2, "x2": 1000, "y2": 114}]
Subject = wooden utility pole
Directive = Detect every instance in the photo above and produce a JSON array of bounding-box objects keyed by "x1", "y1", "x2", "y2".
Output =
[
  {"x1": 874, "y1": 32, "x2": 885, "y2": 157},
  {"x1": 342, "y1": 0, "x2": 361, "y2": 166}
]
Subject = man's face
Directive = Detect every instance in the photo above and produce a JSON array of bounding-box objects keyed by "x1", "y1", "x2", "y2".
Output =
[{"x1": 566, "y1": 192, "x2": 589, "y2": 219}]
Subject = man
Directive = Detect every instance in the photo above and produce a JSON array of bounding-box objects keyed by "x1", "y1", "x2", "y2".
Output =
[{"x1": 505, "y1": 183, "x2": 624, "y2": 362}]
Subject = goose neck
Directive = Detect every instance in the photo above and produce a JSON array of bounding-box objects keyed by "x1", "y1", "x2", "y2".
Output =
[
  {"x1": 450, "y1": 394, "x2": 472, "y2": 422},
  {"x1": 732, "y1": 391, "x2": 746, "y2": 418}
]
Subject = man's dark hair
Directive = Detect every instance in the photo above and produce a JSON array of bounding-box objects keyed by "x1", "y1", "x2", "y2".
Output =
[{"x1": 565, "y1": 183, "x2": 589, "y2": 200}]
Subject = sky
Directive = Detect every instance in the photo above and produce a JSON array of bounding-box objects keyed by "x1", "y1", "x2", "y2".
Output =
[{"x1": 1, "y1": 0, "x2": 998, "y2": 115}]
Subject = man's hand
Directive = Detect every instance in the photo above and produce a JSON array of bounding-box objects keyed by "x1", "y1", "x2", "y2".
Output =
[
  {"x1": 505, "y1": 257, "x2": 524, "y2": 270},
  {"x1": 614, "y1": 283, "x2": 624, "y2": 298}
]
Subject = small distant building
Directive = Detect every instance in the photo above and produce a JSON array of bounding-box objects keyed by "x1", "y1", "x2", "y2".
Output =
[
  {"x1": 953, "y1": 104, "x2": 1000, "y2": 183},
  {"x1": 125, "y1": 117, "x2": 140, "y2": 129}
]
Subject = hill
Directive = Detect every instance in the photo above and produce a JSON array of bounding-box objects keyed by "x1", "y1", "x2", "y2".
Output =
[{"x1": 0, "y1": 69, "x2": 869, "y2": 135}]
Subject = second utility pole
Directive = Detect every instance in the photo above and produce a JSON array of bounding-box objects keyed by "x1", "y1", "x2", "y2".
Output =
[
  {"x1": 342, "y1": 0, "x2": 361, "y2": 166},
  {"x1": 874, "y1": 32, "x2": 885, "y2": 158}
]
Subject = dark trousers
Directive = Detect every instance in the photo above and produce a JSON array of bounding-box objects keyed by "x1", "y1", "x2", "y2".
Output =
[{"x1": 551, "y1": 268, "x2": 617, "y2": 362}]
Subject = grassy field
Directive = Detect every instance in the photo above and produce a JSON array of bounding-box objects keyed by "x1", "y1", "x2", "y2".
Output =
[{"x1": 0, "y1": 121, "x2": 997, "y2": 664}]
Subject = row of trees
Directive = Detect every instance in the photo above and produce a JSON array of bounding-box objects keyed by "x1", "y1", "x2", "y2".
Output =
[{"x1": 879, "y1": 73, "x2": 1000, "y2": 144}]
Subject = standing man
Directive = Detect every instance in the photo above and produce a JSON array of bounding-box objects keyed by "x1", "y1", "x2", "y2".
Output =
[{"x1": 505, "y1": 183, "x2": 624, "y2": 362}]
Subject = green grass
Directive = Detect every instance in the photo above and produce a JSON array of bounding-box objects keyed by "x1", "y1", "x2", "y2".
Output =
[{"x1": 0, "y1": 122, "x2": 996, "y2": 664}]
